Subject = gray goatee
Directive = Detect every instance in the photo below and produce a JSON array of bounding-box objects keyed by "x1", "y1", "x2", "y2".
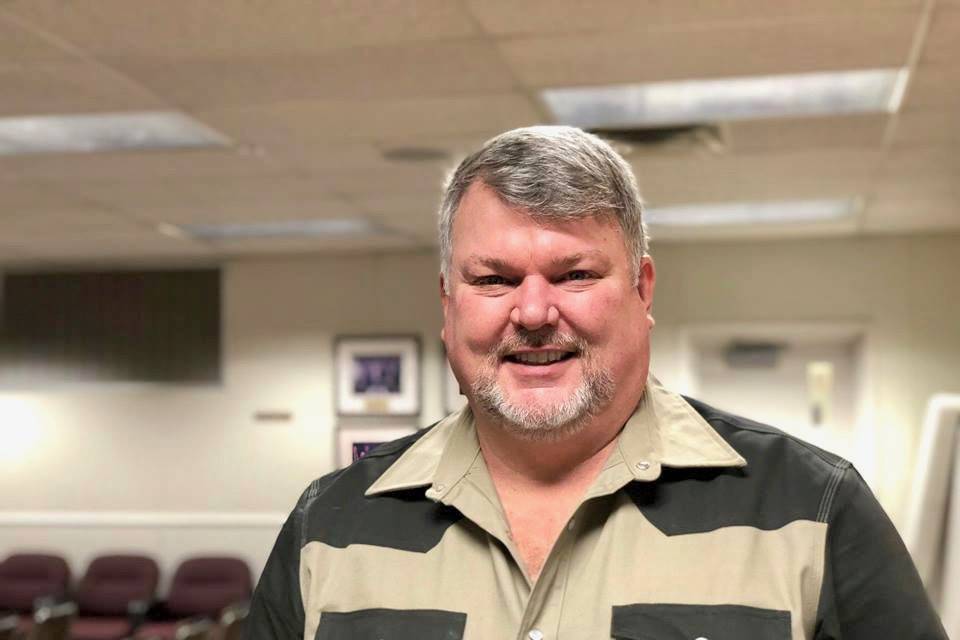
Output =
[{"x1": 471, "y1": 329, "x2": 615, "y2": 441}]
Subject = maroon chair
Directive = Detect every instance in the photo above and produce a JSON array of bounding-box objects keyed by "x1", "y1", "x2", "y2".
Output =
[
  {"x1": 70, "y1": 555, "x2": 158, "y2": 640},
  {"x1": 134, "y1": 558, "x2": 251, "y2": 640},
  {"x1": 0, "y1": 553, "x2": 71, "y2": 637}
]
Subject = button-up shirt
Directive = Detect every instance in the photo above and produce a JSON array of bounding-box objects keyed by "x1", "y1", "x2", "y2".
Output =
[{"x1": 244, "y1": 379, "x2": 945, "y2": 640}]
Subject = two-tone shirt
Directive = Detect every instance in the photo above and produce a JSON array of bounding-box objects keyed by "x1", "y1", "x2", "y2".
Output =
[{"x1": 244, "y1": 379, "x2": 946, "y2": 639}]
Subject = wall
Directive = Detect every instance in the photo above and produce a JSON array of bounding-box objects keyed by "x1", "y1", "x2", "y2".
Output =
[{"x1": 1, "y1": 234, "x2": 958, "y2": 589}]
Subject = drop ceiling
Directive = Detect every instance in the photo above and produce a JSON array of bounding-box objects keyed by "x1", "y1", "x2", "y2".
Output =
[{"x1": 0, "y1": 0, "x2": 956, "y2": 266}]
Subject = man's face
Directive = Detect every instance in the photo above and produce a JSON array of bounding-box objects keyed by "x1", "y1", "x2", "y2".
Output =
[{"x1": 441, "y1": 181, "x2": 655, "y2": 440}]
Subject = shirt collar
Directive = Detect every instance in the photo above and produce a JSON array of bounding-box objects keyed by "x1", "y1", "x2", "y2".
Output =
[{"x1": 365, "y1": 375, "x2": 746, "y2": 498}]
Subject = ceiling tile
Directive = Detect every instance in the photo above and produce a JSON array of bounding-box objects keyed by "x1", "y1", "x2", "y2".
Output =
[
  {"x1": 209, "y1": 233, "x2": 422, "y2": 257},
  {"x1": 903, "y1": 63, "x2": 960, "y2": 109},
  {"x1": 105, "y1": 41, "x2": 515, "y2": 109},
  {"x1": 921, "y1": 6, "x2": 960, "y2": 64},
  {"x1": 129, "y1": 198, "x2": 358, "y2": 227},
  {"x1": 651, "y1": 218, "x2": 860, "y2": 244},
  {"x1": 202, "y1": 94, "x2": 541, "y2": 145},
  {"x1": 355, "y1": 192, "x2": 441, "y2": 218},
  {"x1": 466, "y1": 0, "x2": 921, "y2": 36},
  {"x1": 70, "y1": 175, "x2": 353, "y2": 223},
  {"x1": 314, "y1": 164, "x2": 453, "y2": 197},
  {"x1": 863, "y1": 197, "x2": 960, "y2": 232},
  {"x1": 0, "y1": 12, "x2": 79, "y2": 62},
  {"x1": 3, "y1": 0, "x2": 479, "y2": 59},
  {"x1": 0, "y1": 60, "x2": 165, "y2": 116},
  {"x1": 878, "y1": 146, "x2": 960, "y2": 181},
  {"x1": 727, "y1": 115, "x2": 888, "y2": 152},
  {"x1": 0, "y1": 208, "x2": 147, "y2": 240},
  {"x1": 892, "y1": 109, "x2": 960, "y2": 146},
  {"x1": 498, "y1": 12, "x2": 917, "y2": 88},
  {"x1": 0, "y1": 182, "x2": 93, "y2": 212},
  {"x1": 0, "y1": 147, "x2": 280, "y2": 183},
  {"x1": 7, "y1": 233, "x2": 215, "y2": 263},
  {"x1": 631, "y1": 149, "x2": 882, "y2": 205}
]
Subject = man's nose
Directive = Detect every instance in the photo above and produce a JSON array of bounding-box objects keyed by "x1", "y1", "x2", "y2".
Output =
[{"x1": 510, "y1": 277, "x2": 559, "y2": 330}]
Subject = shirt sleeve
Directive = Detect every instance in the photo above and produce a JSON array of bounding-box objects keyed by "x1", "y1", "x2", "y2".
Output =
[
  {"x1": 242, "y1": 502, "x2": 306, "y2": 640},
  {"x1": 814, "y1": 465, "x2": 948, "y2": 639}
]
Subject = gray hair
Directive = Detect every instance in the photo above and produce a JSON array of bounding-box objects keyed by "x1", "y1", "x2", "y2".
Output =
[{"x1": 438, "y1": 126, "x2": 648, "y2": 293}]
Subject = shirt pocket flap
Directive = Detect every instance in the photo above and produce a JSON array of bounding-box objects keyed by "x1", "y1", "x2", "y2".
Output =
[
  {"x1": 316, "y1": 608, "x2": 466, "y2": 640},
  {"x1": 611, "y1": 603, "x2": 791, "y2": 640}
]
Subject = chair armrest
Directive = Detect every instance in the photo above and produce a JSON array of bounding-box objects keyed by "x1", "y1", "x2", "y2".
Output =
[
  {"x1": 127, "y1": 598, "x2": 154, "y2": 631},
  {"x1": 174, "y1": 616, "x2": 215, "y2": 640},
  {"x1": 32, "y1": 595, "x2": 66, "y2": 611},
  {"x1": 127, "y1": 599, "x2": 151, "y2": 617},
  {"x1": 0, "y1": 612, "x2": 19, "y2": 633},
  {"x1": 33, "y1": 601, "x2": 76, "y2": 624},
  {"x1": 219, "y1": 601, "x2": 250, "y2": 626}
]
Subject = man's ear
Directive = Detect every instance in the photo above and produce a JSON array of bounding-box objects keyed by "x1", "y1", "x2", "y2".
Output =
[
  {"x1": 439, "y1": 273, "x2": 449, "y2": 341},
  {"x1": 637, "y1": 256, "x2": 656, "y2": 323}
]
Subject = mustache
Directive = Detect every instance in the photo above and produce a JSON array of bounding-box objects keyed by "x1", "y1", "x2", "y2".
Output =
[{"x1": 494, "y1": 329, "x2": 587, "y2": 359}]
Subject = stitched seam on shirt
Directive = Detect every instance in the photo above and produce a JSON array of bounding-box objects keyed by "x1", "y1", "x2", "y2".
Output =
[
  {"x1": 298, "y1": 471, "x2": 344, "y2": 549},
  {"x1": 816, "y1": 461, "x2": 849, "y2": 523}
]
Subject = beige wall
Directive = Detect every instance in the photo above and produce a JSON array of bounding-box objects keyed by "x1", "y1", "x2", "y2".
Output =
[{"x1": 1, "y1": 233, "x2": 958, "y2": 587}]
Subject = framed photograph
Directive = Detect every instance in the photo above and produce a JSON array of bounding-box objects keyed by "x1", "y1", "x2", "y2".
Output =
[
  {"x1": 335, "y1": 335, "x2": 421, "y2": 416},
  {"x1": 336, "y1": 425, "x2": 418, "y2": 468},
  {"x1": 443, "y1": 348, "x2": 468, "y2": 415}
]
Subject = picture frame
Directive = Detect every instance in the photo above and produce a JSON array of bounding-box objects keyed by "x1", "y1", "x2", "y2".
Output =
[
  {"x1": 335, "y1": 335, "x2": 421, "y2": 416},
  {"x1": 336, "y1": 424, "x2": 418, "y2": 468},
  {"x1": 443, "y1": 346, "x2": 468, "y2": 415}
]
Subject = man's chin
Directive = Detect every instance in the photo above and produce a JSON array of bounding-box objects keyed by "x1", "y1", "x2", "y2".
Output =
[{"x1": 477, "y1": 391, "x2": 595, "y2": 441}]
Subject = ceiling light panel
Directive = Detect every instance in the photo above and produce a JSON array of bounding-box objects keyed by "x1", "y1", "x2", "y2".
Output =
[
  {"x1": 542, "y1": 69, "x2": 908, "y2": 128},
  {"x1": 646, "y1": 198, "x2": 861, "y2": 227},
  {"x1": 0, "y1": 111, "x2": 229, "y2": 155},
  {"x1": 175, "y1": 218, "x2": 383, "y2": 240}
]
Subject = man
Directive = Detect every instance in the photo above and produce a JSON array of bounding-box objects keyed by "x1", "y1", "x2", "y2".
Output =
[{"x1": 244, "y1": 127, "x2": 945, "y2": 639}]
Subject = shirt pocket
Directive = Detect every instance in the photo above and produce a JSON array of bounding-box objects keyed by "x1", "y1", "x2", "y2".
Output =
[
  {"x1": 316, "y1": 607, "x2": 467, "y2": 640},
  {"x1": 611, "y1": 603, "x2": 791, "y2": 640}
]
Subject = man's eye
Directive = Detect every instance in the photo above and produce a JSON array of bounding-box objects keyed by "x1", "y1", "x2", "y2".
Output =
[
  {"x1": 474, "y1": 275, "x2": 509, "y2": 286},
  {"x1": 564, "y1": 270, "x2": 595, "y2": 281}
]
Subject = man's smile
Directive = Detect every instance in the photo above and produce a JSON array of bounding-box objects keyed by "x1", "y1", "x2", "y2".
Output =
[{"x1": 503, "y1": 348, "x2": 578, "y2": 366}]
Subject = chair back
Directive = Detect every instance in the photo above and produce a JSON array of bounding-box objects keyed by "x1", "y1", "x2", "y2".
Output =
[
  {"x1": 0, "y1": 554, "x2": 70, "y2": 613},
  {"x1": 76, "y1": 555, "x2": 158, "y2": 616},
  {"x1": 166, "y1": 558, "x2": 252, "y2": 618}
]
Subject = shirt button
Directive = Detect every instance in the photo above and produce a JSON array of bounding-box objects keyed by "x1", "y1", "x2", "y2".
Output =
[
  {"x1": 528, "y1": 630, "x2": 544, "y2": 640},
  {"x1": 434, "y1": 483, "x2": 445, "y2": 492},
  {"x1": 636, "y1": 461, "x2": 651, "y2": 471},
  {"x1": 567, "y1": 519, "x2": 576, "y2": 531}
]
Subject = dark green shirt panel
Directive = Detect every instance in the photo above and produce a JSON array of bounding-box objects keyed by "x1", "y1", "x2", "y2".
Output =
[
  {"x1": 243, "y1": 491, "x2": 310, "y2": 640},
  {"x1": 814, "y1": 466, "x2": 947, "y2": 640}
]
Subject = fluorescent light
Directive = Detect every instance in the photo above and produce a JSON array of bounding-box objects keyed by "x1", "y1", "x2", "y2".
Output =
[
  {"x1": 0, "y1": 111, "x2": 229, "y2": 155},
  {"x1": 542, "y1": 69, "x2": 908, "y2": 128},
  {"x1": 646, "y1": 198, "x2": 860, "y2": 227},
  {"x1": 177, "y1": 218, "x2": 383, "y2": 240}
]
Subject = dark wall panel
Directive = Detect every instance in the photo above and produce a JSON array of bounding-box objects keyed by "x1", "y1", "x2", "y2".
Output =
[{"x1": 0, "y1": 269, "x2": 221, "y2": 385}]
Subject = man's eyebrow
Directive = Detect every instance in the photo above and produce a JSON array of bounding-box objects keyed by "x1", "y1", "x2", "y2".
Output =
[
  {"x1": 461, "y1": 251, "x2": 609, "y2": 273},
  {"x1": 546, "y1": 250, "x2": 609, "y2": 270},
  {"x1": 462, "y1": 255, "x2": 512, "y2": 272}
]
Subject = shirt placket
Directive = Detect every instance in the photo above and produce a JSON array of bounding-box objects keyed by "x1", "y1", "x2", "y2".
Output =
[{"x1": 516, "y1": 508, "x2": 580, "y2": 640}]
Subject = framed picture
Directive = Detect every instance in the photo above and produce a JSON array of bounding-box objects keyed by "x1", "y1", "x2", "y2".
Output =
[
  {"x1": 336, "y1": 425, "x2": 418, "y2": 468},
  {"x1": 335, "y1": 335, "x2": 421, "y2": 416},
  {"x1": 443, "y1": 347, "x2": 468, "y2": 415}
]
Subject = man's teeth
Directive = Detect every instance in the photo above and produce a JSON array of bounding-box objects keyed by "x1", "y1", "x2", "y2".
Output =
[{"x1": 513, "y1": 350, "x2": 569, "y2": 364}]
